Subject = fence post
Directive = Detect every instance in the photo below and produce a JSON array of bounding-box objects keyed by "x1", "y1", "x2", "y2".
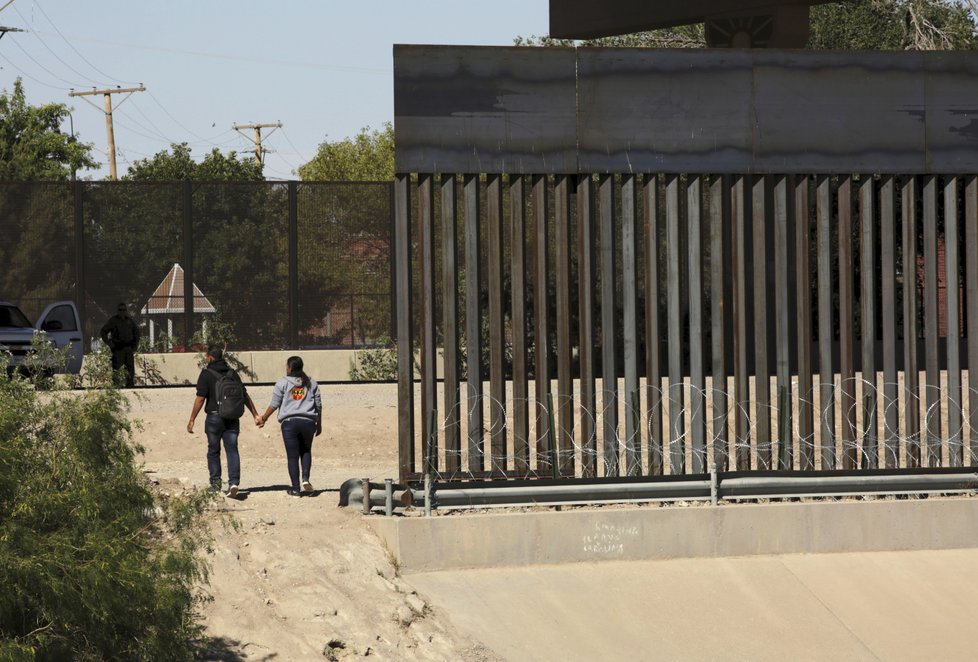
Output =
[
  {"x1": 288, "y1": 181, "x2": 299, "y2": 348},
  {"x1": 182, "y1": 180, "x2": 194, "y2": 348},
  {"x1": 73, "y1": 180, "x2": 86, "y2": 339}
]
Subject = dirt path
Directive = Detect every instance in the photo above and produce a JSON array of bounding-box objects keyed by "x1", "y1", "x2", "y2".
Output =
[{"x1": 126, "y1": 384, "x2": 499, "y2": 662}]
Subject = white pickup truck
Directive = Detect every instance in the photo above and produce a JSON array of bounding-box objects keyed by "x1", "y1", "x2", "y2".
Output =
[{"x1": 0, "y1": 300, "x2": 85, "y2": 375}]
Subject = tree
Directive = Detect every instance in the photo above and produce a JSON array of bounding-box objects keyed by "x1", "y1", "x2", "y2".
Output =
[
  {"x1": 103, "y1": 144, "x2": 281, "y2": 350},
  {"x1": 0, "y1": 78, "x2": 98, "y2": 181},
  {"x1": 124, "y1": 142, "x2": 262, "y2": 181},
  {"x1": 809, "y1": 0, "x2": 978, "y2": 50},
  {"x1": 298, "y1": 123, "x2": 393, "y2": 181},
  {"x1": 0, "y1": 374, "x2": 214, "y2": 659}
]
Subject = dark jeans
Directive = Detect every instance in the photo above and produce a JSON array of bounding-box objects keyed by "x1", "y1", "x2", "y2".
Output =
[
  {"x1": 281, "y1": 417, "x2": 315, "y2": 491},
  {"x1": 205, "y1": 414, "x2": 240, "y2": 489},
  {"x1": 111, "y1": 346, "x2": 136, "y2": 387}
]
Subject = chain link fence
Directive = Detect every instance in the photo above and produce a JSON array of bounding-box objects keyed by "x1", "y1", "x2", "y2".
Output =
[{"x1": 0, "y1": 181, "x2": 393, "y2": 352}]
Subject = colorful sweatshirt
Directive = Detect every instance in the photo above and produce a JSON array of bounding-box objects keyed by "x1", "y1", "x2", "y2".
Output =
[{"x1": 270, "y1": 375, "x2": 322, "y2": 423}]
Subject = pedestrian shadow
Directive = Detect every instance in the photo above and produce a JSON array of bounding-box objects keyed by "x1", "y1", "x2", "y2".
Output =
[{"x1": 195, "y1": 635, "x2": 274, "y2": 661}]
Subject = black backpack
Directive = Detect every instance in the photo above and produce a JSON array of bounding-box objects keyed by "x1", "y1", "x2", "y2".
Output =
[{"x1": 207, "y1": 368, "x2": 246, "y2": 419}]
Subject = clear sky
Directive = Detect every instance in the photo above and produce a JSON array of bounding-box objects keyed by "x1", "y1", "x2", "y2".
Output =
[{"x1": 0, "y1": 0, "x2": 551, "y2": 180}]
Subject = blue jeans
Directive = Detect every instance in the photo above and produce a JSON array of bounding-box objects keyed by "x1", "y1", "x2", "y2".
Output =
[
  {"x1": 205, "y1": 414, "x2": 240, "y2": 489},
  {"x1": 281, "y1": 417, "x2": 315, "y2": 491}
]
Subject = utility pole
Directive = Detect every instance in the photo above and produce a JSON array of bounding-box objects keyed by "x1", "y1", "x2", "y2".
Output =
[
  {"x1": 69, "y1": 86, "x2": 145, "y2": 180},
  {"x1": 232, "y1": 121, "x2": 282, "y2": 166},
  {"x1": 0, "y1": 25, "x2": 25, "y2": 40}
]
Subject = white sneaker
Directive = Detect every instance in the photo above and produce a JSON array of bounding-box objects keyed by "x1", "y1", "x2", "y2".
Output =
[
  {"x1": 301, "y1": 480, "x2": 313, "y2": 493},
  {"x1": 226, "y1": 484, "x2": 239, "y2": 498}
]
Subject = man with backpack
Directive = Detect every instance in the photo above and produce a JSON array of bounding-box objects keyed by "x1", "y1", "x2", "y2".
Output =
[{"x1": 186, "y1": 346, "x2": 262, "y2": 497}]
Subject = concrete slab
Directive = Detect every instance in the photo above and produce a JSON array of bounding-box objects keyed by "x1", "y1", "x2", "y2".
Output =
[
  {"x1": 407, "y1": 548, "x2": 978, "y2": 662},
  {"x1": 373, "y1": 498, "x2": 978, "y2": 572}
]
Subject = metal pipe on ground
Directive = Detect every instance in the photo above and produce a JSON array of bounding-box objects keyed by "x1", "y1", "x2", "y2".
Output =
[
  {"x1": 340, "y1": 477, "x2": 414, "y2": 512},
  {"x1": 345, "y1": 483, "x2": 415, "y2": 513},
  {"x1": 720, "y1": 471, "x2": 978, "y2": 499},
  {"x1": 431, "y1": 479, "x2": 713, "y2": 509}
]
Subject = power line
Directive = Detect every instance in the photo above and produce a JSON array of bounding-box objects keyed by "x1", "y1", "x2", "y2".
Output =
[
  {"x1": 7, "y1": 31, "x2": 86, "y2": 86},
  {"x1": 14, "y1": 4, "x2": 109, "y2": 86},
  {"x1": 30, "y1": 0, "x2": 140, "y2": 86},
  {"x1": 0, "y1": 50, "x2": 68, "y2": 90},
  {"x1": 27, "y1": 30, "x2": 392, "y2": 75}
]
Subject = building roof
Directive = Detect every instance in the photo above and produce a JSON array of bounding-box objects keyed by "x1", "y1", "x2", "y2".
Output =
[{"x1": 141, "y1": 263, "x2": 216, "y2": 315}]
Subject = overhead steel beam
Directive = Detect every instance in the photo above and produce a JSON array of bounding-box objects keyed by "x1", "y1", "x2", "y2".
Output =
[{"x1": 548, "y1": 0, "x2": 834, "y2": 39}]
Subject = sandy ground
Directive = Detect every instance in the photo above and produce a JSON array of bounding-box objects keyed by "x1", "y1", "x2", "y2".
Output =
[{"x1": 124, "y1": 384, "x2": 500, "y2": 662}]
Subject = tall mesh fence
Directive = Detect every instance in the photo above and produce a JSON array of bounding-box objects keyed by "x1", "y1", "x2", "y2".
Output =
[{"x1": 0, "y1": 181, "x2": 393, "y2": 353}]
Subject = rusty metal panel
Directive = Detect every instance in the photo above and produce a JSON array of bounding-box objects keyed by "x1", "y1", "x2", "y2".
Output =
[
  {"x1": 838, "y1": 176, "x2": 856, "y2": 470},
  {"x1": 665, "y1": 174, "x2": 685, "y2": 474},
  {"x1": 731, "y1": 175, "x2": 751, "y2": 472},
  {"x1": 394, "y1": 175, "x2": 415, "y2": 482},
  {"x1": 945, "y1": 177, "x2": 963, "y2": 468},
  {"x1": 533, "y1": 175, "x2": 553, "y2": 470},
  {"x1": 418, "y1": 175, "x2": 438, "y2": 475},
  {"x1": 397, "y1": 47, "x2": 978, "y2": 175},
  {"x1": 816, "y1": 176, "x2": 835, "y2": 470},
  {"x1": 394, "y1": 46, "x2": 578, "y2": 174},
  {"x1": 925, "y1": 54, "x2": 978, "y2": 172},
  {"x1": 487, "y1": 175, "x2": 507, "y2": 475},
  {"x1": 643, "y1": 174, "x2": 664, "y2": 476},
  {"x1": 577, "y1": 49, "x2": 754, "y2": 173},
  {"x1": 464, "y1": 174, "x2": 484, "y2": 474},
  {"x1": 753, "y1": 52, "x2": 925, "y2": 173},
  {"x1": 555, "y1": 175, "x2": 575, "y2": 475},
  {"x1": 880, "y1": 177, "x2": 900, "y2": 468},
  {"x1": 709, "y1": 175, "x2": 729, "y2": 472},
  {"x1": 859, "y1": 175, "x2": 878, "y2": 470},
  {"x1": 440, "y1": 175, "x2": 461, "y2": 474},
  {"x1": 621, "y1": 174, "x2": 641, "y2": 476},
  {"x1": 578, "y1": 175, "x2": 598, "y2": 477},
  {"x1": 752, "y1": 176, "x2": 771, "y2": 469},
  {"x1": 773, "y1": 174, "x2": 792, "y2": 470},
  {"x1": 687, "y1": 176, "x2": 706, "y2": 473},
  {"x1": 967, "y1": 176, "x2": 978, "y2": 465},
  {"x1": 902, "y1": 177, "x2": 921, "y2": 468},
  {"x1": 922, "y1": 176, "x2": 942, "y2": 467},
  {"x1": 599, "y1": 174, "x2": 620, "y2": 476},
  {"x1": 795, "y1": 176, "x2": 814, "y2": 470},
  {"x1": 509, "y1": 176, "x2": 530, "y2": 475}
]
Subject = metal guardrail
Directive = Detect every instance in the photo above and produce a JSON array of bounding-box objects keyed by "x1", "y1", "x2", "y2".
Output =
[{"x1": 342, "y1": 468, "x2": 978, "y2": 515}]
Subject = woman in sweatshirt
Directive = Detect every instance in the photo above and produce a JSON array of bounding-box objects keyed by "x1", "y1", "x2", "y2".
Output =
[{"x1": 259, "y1": 355, "x2": 323, "y2": 496}]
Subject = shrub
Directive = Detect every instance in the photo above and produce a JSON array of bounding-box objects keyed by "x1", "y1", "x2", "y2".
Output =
[
  {"x1": 349, "y1": 336, "x2": 399, "y2": 381},
  {"x1": 0, "y1": 372, "x2": 214, "y2": 660}
]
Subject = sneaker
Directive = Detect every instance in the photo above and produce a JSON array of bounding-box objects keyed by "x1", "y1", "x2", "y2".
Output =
[
  {"x1": 225, "y1": 484, "x2": 239, "y2": 498},
  {"x1": 286, "y1": 488, "x2": 301, "y2": 497},
  {"x1": 301, "y1": 480, "x2": 313, "y2": 493}
]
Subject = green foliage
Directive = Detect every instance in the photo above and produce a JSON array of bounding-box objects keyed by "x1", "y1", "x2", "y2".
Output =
[
  {"x1": 298, "y1": 124, "x2": 394, "y2": 181},
  {"x1": 18, "y1": 333, "x2": 73, "y2": 390},
  {"x1": 349, "y1": 336, "x2": 399, "y2": 381},
  {"x1": 124, "y1": 143, "x2": 263, "y2": 181},
  {"x1": 82, "y1": 345, "x2": 115, "y2": 389},
  {"x1": 809, "y1": 0, "x2": 978, "y2": 50},
  {"x1": 0, "y1": 78, "x2": 99, "y2": 181},
  {"x1": 191, "y1": 316, "x2": 257, "y2": 381},
  {"x1": 0, "y1": 374, "x2": 215, "y2": 660}
]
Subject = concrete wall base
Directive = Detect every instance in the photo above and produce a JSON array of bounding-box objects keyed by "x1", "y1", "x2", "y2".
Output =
[{"x1": 371, "y1": 497, "x2": 978, "y2": 573}]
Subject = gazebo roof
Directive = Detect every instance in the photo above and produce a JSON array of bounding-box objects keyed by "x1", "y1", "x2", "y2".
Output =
[{"x1": 141, "y1": 263, "x2": 216, "y2": 315}]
